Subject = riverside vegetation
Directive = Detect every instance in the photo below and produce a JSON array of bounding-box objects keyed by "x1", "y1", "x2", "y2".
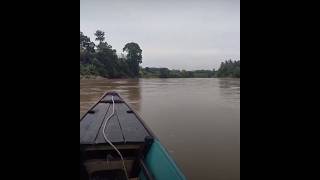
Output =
[{"x1": 80, "y1": 30, "x2": 240, "y2": 79}]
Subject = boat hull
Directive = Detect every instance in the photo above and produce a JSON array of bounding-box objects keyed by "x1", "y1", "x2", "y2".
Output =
[{"x1": 140, "y1": 139, "x2": 186, "y2": 180}]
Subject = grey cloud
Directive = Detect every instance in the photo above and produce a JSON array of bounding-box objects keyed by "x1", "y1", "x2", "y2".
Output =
[{"x1": 80, "y1": 0, "x2": 240, "y2": 70}]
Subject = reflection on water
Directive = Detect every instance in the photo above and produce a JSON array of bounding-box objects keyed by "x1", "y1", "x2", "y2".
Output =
[
  {"x1": 80, "y1": 78, "x2": 240, "y2": 180},
  {"x1": 218, "y1": 78, "x2": 240, "y2": 104}
]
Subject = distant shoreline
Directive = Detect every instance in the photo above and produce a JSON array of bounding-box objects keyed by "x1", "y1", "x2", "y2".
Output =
[
  {"x1": 80, "y1": 75, "x2": 105, "y2": 80},
  {"x1": 80, "y1": 75, "x2": 240, "y2": 80}
]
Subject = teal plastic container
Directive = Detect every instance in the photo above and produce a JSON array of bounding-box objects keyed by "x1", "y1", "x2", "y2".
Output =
[{"x1": 139, "y1": 140, "x2": 186, "y2": 180}]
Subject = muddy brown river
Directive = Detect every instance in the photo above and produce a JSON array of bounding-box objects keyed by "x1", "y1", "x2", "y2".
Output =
[{"x1": 80, "y1": 78, "x2": 240, "y2": 180}]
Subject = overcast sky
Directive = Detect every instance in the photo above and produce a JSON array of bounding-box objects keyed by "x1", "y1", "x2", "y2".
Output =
[{"x1": 80, "y1": 0, "x2": 240, "y2": 70}]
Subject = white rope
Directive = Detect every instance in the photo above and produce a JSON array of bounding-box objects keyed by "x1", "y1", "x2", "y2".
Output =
[{"x1": 102, "y1": 95, "x2": 129, "y2": 180}]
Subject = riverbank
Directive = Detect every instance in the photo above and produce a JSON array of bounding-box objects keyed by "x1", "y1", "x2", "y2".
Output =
[
  {"x1": 80, "y1": 75, "x2": 240, "y2": 79},
  {"x1": 80, "y1": 75, "x2": 240, "y2": 80},
  {"x1": 80, "y1": 60, "x2": 239, "y2": 79},
  {"x1": 80, "y1": 75, "x2": 106, "y2": 80}
]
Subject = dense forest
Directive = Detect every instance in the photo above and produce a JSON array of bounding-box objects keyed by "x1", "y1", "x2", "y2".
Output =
[
  {"x1": 80, "y1": 30, "x2": 142, "y2": 78},
  {"x1": 80, "y1": 30, "x2": 240, "y2": 78},
  {"x1": 140, "y1": 60, "x2": 240, "y2": 78}
]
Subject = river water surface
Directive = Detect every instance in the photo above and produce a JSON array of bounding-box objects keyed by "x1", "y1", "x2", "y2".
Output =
[{"x1": 80, "y1": 78, "x2": 240, "y2": 180}]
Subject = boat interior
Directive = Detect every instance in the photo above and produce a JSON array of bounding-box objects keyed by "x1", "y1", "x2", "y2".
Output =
[{"x1": 80, "y1": 92, "x2": 154, "y2": 180}]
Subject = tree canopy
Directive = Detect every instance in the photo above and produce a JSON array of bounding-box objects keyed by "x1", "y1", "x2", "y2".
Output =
[
  {"x1": 80, "y1": 30, "x2": 141, "y2": 78},
  {"x1": 123, "y1": 42, "x2": 142, "y2": 77}
]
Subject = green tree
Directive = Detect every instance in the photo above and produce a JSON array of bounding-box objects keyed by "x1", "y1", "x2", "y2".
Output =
[
  {"x1": 123, "y1": 42, "x2": 142, "y2": 77},
  {"x1": 94, "y1": 30, "x2": 105, "y2": 43},
  {"x1": 93, "y1": 30, "x2": 121, "y2": 78},
  {"x1": 80, "y1": 31, "x2": 95, "y2": 52},
  {"x1": 216, "y1": 60, "x2": 240, "y2": 78},
  {"x1": 159, "y1": 68, "x2": 170, "y2": 78}
]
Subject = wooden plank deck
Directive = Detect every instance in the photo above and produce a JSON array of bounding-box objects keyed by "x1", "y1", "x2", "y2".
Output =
[
  {"x1": 80, "y1": 92, "x2": 150, "y2": 145},
  {"x1": 116, "y1": 103, "x2": 150, "y2": 143},
  {"x1": 80, "y1": 103, "x2": 110, "y2": 144}
]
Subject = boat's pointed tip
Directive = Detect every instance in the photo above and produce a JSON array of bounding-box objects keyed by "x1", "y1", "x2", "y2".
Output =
[{"x1": 106, "y1": 91, "x2": 119, "y2": 96}]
